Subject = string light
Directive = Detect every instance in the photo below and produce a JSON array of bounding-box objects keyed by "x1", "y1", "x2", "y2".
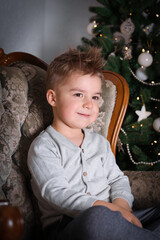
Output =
[
  {"x1": 137, "y1": 97, "x2": 140, "y2": 100},
  {"x1": 142, "y1": 49, "x2": 145, "y2": 52},
  {"x1": 94, "y1": 23, "x2": 97, "y2": 28}
]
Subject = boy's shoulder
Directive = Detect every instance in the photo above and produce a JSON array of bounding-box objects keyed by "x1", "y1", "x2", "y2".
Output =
[{"x1": 30, "y1": 125, "x2": 55, "y2": 148}]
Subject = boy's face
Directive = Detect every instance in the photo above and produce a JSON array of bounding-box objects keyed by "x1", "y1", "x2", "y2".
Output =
[{"x1": 49, "y1": 73, "x2": 102, "y2": 131}]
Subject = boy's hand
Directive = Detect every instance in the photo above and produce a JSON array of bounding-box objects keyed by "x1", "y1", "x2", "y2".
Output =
[
  {"x1": 93, "y1": 200, "x2": 142, "y2": 228},
  {"x1": 115, "y1": 205, "x2": 142, "y2": 228},
  {"x1": 112, "y1": 198, "x2": 132, "y2": 212}
]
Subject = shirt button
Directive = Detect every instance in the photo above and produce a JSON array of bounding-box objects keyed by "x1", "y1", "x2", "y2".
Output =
[
  {"x1": 87, "y1": 192, "x2": 91, "y2": 195},
  {"x1": 83, "y1": 172, "x2": 87, "y2": 176}
]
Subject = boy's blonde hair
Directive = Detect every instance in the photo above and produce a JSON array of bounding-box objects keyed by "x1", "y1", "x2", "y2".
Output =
[{"x1": 46, "y1": 47, "x2": 104, "y2": 90}]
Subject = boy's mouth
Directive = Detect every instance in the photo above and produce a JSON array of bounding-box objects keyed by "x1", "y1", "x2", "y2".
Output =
[{"x1": 77, "y1": 112, "x2": 91, "y2": 117}]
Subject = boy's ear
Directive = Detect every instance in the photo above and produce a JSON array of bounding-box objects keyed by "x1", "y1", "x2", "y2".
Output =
[{"x1": 46, "y1": 89, "x2": 56, "y2": 107}]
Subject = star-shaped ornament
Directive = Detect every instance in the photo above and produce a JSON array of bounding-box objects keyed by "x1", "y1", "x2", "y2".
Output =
[{"x1": 135, "y1": 105, "x2": 151, "y2": 122}]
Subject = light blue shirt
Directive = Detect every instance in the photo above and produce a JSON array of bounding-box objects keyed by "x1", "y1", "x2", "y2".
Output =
[{"x1": 27, "y1": 125, "x2": 134, "y2": 228}]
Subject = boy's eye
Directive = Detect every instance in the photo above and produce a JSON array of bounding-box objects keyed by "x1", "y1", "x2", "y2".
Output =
[
  {"x1": 74, "y1": 93, "x2": 83, "y2": 97},
  {"x1": 92, "y1": 96, "x2": 100, "y2": 100}
]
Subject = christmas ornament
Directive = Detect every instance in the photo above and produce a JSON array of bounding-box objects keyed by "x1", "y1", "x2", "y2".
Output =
[
  {"x1": 135, "y1": 52, "x2": 153, "y2": 81},
  {"x1": 135, "y1": 104, "x2": 151, "y2": 122},
  {"x1": 123, "y1": 46, "x2": 132, "y2": 60},
  {"x1": 87, "y1": 21, "x2": 97, "y2": 36},
  {"x1": 135, "y1": 67, "x2": 148, "y2": 81},
  {"x1": 143, "y1": 23, "x2": 154, "y2": 35},
  {"x1": 153, "y1": 117, "x2": 160, "y2": 132},
  {"x1": 138, "y1": 52, "x2": 153, "y2": 67},
  {"x1": 114, "y1": 18, "x2": 135, "y2": 45}
]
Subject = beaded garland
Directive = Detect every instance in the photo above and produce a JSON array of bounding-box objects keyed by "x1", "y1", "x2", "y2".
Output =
[{"x1": 121, "y1": 128, "x2": 160, "y2": 166}]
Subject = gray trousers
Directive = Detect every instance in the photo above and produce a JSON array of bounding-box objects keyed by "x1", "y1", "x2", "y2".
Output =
[{"x1": 44, "y1": 206, "x2": 160, "y2": 240}]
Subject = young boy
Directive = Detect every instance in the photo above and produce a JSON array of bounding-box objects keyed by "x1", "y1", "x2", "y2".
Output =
[{"x1": 28, "y1": 48, "x2": 160, "y2": 240}]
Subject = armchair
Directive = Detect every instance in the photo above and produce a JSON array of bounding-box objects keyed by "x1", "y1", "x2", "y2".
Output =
[{"x1": 0, "y1": 48, "x2": 160, "y2": 240}]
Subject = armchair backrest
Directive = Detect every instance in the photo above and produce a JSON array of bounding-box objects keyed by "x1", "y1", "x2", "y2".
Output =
[
  {"x1": 0, "y1": 48, "x2": 129, "y2": 239},
  {"x1": 0, "y1": 48, "x2": 129, "y2": 155}
]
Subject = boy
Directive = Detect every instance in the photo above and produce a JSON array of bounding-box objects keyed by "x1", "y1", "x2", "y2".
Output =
[{"x1": 28, "y1": 48, "x2": 160, "y2": 240}]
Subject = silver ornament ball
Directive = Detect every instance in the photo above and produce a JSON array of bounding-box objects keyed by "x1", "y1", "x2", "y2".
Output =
[
  {"x1": 153, "y1": 117, "x2": 160, "y2": 132},
  {"x1": 135, "y1": 67, "x2": 148, "y2": 81},
  {"x1": 138, "y1": 52, "x2": 153, "y2": 67}
]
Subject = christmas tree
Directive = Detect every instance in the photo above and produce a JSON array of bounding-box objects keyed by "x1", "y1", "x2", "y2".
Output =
[{"x1": 78, "y1": 0, "x2": 160, "y2": 171}]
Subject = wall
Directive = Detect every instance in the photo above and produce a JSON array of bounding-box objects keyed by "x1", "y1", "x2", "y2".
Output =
[{"x1": 0, "y1": 0, "x2": 99, "y2": 63}]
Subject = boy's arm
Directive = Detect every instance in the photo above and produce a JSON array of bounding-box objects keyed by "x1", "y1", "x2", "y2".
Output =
[
  {"x1": 103, "y1": 141, "x2": 134, "y2": 208},
  {"x1": 112, "y1": 198, "x2": 132, "y2": 212}
]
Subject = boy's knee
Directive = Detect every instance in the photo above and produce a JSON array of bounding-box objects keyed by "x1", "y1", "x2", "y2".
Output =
[
  {"x1": 78, "y1": 206, "x2": 121, "y2": 239},
  {"x1": 83, "y1": 205, "x2": 120, "y2": 220}
]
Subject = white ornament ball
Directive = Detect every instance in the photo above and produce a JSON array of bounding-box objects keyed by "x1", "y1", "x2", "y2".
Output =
[
  {"x1": 138, "y1": 52, "x2": 153, "y2": 67},
  {"x1": 135, "y1": 67, "x2": 148, "y2": 81},
  {"x1": 87, "y1": 22, "x2": 96, "y2": 36},
  {"x1": 153, "y1": 117, "x2": 160, "y2": 132}
]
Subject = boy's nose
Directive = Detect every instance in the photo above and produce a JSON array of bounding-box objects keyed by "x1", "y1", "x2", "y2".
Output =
[{"x1": 83, "y1": 99, "x2": 93, "y2": 109}]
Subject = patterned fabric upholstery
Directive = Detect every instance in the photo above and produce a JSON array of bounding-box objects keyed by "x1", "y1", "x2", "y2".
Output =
[
  {"x1": 0, "y1": 62, "x2": 160, "y2": 239},
  {"x1": 125, "y1": 171, "x2": 160, "y2": 210},
  {"x1": 0, "y1": 63, "x2": 52, "y2": 239}
]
